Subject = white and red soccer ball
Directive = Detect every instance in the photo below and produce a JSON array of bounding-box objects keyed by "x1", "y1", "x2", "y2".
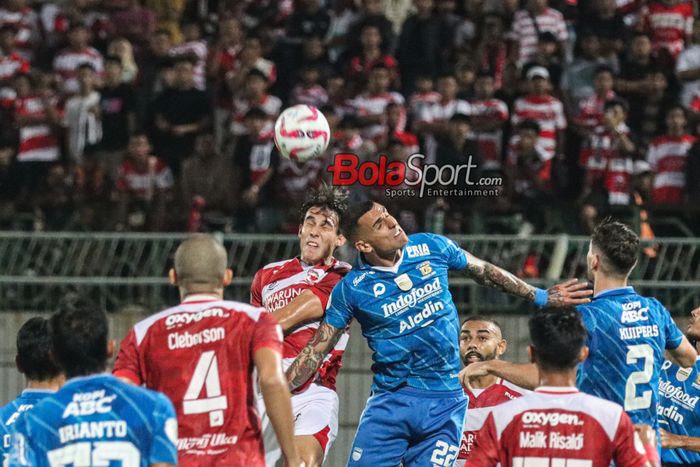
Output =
[{"x1": 273, "y1": 105, "x2": 330, "y2": 162}]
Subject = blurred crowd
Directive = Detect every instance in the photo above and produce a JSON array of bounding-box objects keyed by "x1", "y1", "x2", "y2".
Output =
[{"x1": 1, "y1": 0, "x2": 700, "y2": 236}]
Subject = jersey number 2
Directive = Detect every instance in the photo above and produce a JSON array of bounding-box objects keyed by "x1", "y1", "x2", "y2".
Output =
[
  {"x1": 183, "y1": 350, "x2": 228, "y2": 427},
  {"x1": 624, "y1": 344, "x2": 654, "y2": 411},
  {"x1": 47, "y1": 441, "x2": 139, "y2": 466}
]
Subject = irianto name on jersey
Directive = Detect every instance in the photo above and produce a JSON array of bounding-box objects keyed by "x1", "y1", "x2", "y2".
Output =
[
  {"x1": 659, "y1": 380, "x2": 700, "y2": 409},
  {"x1": 165, "y1": 308, "x2": 230, "y2": 328},
  {"x1": 381, "y1": 277, "x2": 442, "y2": 317},
  {"x1": 619, "y1": 325, "x2": 659, "y2": 340},
  {"x1": 59, "y1": 420, "x2": 127, "y2": 443},
  {"x1": 521, "y1": 412, "x2": 584, "y2": 427},
  {"x1": 168, "y1": 327, "x2": 225, "y2": 350}
]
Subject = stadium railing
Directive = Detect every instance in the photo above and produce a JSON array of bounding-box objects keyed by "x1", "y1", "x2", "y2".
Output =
[{"x1": 0, "y1": 232, "x2": 697, "y2": 313}]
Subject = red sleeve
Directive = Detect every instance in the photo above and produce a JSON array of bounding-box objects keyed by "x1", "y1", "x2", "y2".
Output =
[
  {"x1": 466, "y1": 413, "x2": 501, "y2": 467},
  {"x1": 251, "y1": 311, "x2": 283, "y2": 354},
  {"x1": 112, "y1": 329, "x2": 143, "y2": 385},
  {"x1": 612, "y1": 411, "x2": 649, "y2": 467},
  {"x1": 250, "y1": 269, "x2": 263, "y2": 307}
]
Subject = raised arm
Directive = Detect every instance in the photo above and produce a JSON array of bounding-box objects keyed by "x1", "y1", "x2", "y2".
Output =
[
  {"x1": 286, "y1": 321, "x2": 344, "y2": 391},
  {"x1": 272, "y1": 290, "x2": 325, "y2": 333},
  {"x1": 667, "y1": 335, "x2": 698, "y2": 368},
  {"x1": 459, "y1": 360, "x2": 539, "y2": 391},
  {"x1": 660, "y1": 428, "x2": 700, "y2": 453},
  {"x1": 464, "y1": 252, "x2": 592, "y2": 307}
]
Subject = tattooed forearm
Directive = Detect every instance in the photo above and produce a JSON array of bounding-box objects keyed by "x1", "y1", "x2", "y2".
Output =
[
  {"x1": 286, "y1": 322, "x2": 343, "y2": 391},
  {"x1": 465, "y1": 260, "x2": 536, "y2": 302}
]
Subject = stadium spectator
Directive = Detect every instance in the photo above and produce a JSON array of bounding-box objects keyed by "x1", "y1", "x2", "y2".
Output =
[
  {"x1": 408, "y1": 75, "x2": 440, "y2": 121},
  {"x1": 560, "y1": 31, "x2": 607, "y2": 110},
  {"x1": 106, "y1": 38, "x2": 139, "y2": 84},
  {"x1": 510, "y1": 0, "x2": 568, "y2": 67},
  {"x1": 639, "y1": 0, "x2": 693, "y2": 63},
  {"x1": 145, "y1": 0, "x2": 187, "y2": 44},
  {"x1": 115, "y1": 133, "x2": 173, "y2": 231},
  {"x1": 581, "y1": 0, "x2": 628, "y2": 62},
  {"x1": 469, "y1": 72, "x2": 509, "y2": 168},
  {"x1": 325, "y1": 0, "x2": 358, "y2": 63},
  {"x1": 434, "y1": 112, "x2": 482, "y2": 192},
  {"x1": 170, "y1": 18, "x2": 208, "y2": 90},
  {"x1": 233, "y1": 107, "x2": 279, "y2": 232},
  {"x1": 98, "y1": 55, "x2": 136, "y2": 177},
  {"x1": 230, "y1": 68, "x2": 282, "y2": 145},
  {"x1": 108, "y1": 0, "x2": 157, "y2": 52},
  {"x1": 346, "y1": 24, "x2": 399, "y2": 92},
  {"x1": 349, "y1": 64, "x2": 405, "y2": 140},
  {"x1": 676, "y1": 21, "x2": 700, "y2": 108},
  {"x1": 0, "y1": 317, "x2": 63, "y2": 466},
  {"x1": 0, "y1": 25, "x2": 28, "y2": 86},
  {"x1": 396, "y1": 0, "x2": 448, "y2": 94},
  {"x1": 572, "y1": 65, "x2": 616, "y2": 137},
  {"x1": 0, "y1": 0, "x2": 40, "y2": 62},
  {"x1": 153, "y1": 55, "x2": 210, "y2": 174},
  {"x1": 578, "y1": 98, "x2": 636, "y2": 232},
  {"x1": 286, "y1": 0, "x2": 331, "y2": 44},
  {"x1": 473, "y1": 13, "x2": 508, "y2": 89},
  {"x1": 52, "y1": 23, "x2": 104, "y2": 96},
  {"x1": 647, "y1": 106, "x2": 696, "y2": 205},
  {"x1": 135, "y1": 28, "x2": 172, "y2": 117},
  {"x1": 9, "y1": 295, "x2": 178, "y2": 467},
  {"x1": 290, "y1": 64, "x2": 329, "y2": 108},
  {"x1": 346, "y1": 0, "x2": 395, "y2": 58},
  {"x1": 522, "y1": 32, "x2": 564, "y2": 87},
  {"x1": 180, "y1": 133, "x2": 233, "y2": 231},
  {"x1": 510, "y1": 66, "x2": 566, "y2": 174},
  {"x1": 63, "y1": 64, "x2": 102, "y2": 164}
]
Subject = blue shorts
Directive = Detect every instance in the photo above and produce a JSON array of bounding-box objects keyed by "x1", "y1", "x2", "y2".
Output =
[{"x1": 347, "y1": 385, "x2": 468, "y2": 466}]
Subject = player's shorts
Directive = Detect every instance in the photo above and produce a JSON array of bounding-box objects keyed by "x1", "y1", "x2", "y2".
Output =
[
  {"x1": 347, "y1": 385, "x2": 468, "y2": 467},
  {"x1": 259, "y1": 383, "x2": 339, "y2": 466}
]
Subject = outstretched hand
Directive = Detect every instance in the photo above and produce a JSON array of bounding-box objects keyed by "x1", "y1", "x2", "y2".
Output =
[
  {"x1": 458, "y1": 361, "x2": 491, "y2": 391},
  {"x1": 546, "y1": 279, "x2": 592, "y2": 307}
]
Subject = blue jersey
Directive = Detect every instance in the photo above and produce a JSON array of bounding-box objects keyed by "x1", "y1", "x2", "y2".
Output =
[
  {"x1": 0, "y1": 389, "x2": 54, "y2": 466},
  {"x1": 659, "y1": 357, "x2": 700, "y2": 464},
  {"x1": 8, "y1": 374, "x2": 178, "y2": 467},
  {"x1": 325, "y1": 233, "x2": 468, "y2": 392},
  {"x1": 576, "y1": 287, "x2": 684, "y2": 428}
]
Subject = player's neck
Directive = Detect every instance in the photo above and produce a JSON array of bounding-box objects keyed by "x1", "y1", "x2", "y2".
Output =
[
  {"x1": 538, "y1": 368, "x2": 577, "y2": 388},
  {"x1": 364, "y1": 249, "x2": 401, "y2": 268},
  {"x1": 469, "y1": 373, "x2": 499, "y2": 389},
  {"x1": 592, "y1": 274, "x2": 628, "y2": 296},
  {"x1": 180, "y1": 290, "x2": 223, "y2": 301},
  {"x1": 300, "y1": 255, "x2": 335, "y2": 267},
  {"x1": 26, "y1": 375, "x2": 65, "y2": 391}
]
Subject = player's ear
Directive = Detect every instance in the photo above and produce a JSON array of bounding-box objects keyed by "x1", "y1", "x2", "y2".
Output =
[
  {"x1": 497, "y1": 338, "x2": 508, "y2": 357},
  {"x1": 527, "y1": 345, "x2": 535, "y2": 364},
  {"x1": 578, "y1": 345, "x2": 589, "y2": 363},
  {"x1": 298, "y1": 224, "x2": 303, "y2": 237},
  {"x1": 223, "y1": 268, "x2": 233, "y2": 286},
  {"x1": 355, "y1": 240, "x2": 372, "y2": 254},
  {"x1": 107, "y1": 339, "x2": 115, "y2": 359},
  {"x1": 168, "y1": 268, "x2": 177, "y2": 286},
  {"x1": 15, "y1": 354, "x2": 23, "y2": 375},
  {"x1": 336, "y1": 233, "x2": 346, "y2": 248}
]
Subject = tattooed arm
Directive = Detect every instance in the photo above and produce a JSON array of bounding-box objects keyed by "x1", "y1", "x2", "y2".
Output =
[
  {"x1": 286, "y1": 321, "x2": 344, "y2": 391},
  {"x1": 463, "y1": 252, "x2": 592, "y2": 307}
]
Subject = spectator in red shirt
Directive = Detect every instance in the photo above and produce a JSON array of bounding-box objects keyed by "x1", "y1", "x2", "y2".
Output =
[
  {"x1": 346, "y1": 24, "x2": 399, "y2": 92},
  {"x1": 290, "y1": 65, "x2": 328, "y2": 108},
  {"x1": 115, "y1": 132, "x2": 173, "y2": 231},
  {"x1": 52, "y1": 23, "x2": 104, "y2": 96},
  {"x1": 0, "y1": 24, "x2": 28, "y2": 87}
]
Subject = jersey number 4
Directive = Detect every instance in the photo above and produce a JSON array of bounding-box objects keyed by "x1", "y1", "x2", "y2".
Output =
[
  {"x1": 183, "y1": 350, "x2": 228, "y2": 427},
  {"x1": 624, "y1": 344, "x2": 654, "y2": 411}
]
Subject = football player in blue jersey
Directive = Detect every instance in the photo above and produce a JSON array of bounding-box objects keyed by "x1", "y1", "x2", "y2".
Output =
[
  {"x1": 8, "y1": 296, "x2": 178, "y2": 467},
  {"x1": 658, "y1": 306, "x2": 700, "y2": 466},
  {"x1": 460, "y1": 219, "x2": 697, "y2": 431},
  {"x1": 0, "y1": 317, "x2": 64, "y2": 466},
  {"x1": 286, "y1": 201, "x2": 591, "y2": 466}
]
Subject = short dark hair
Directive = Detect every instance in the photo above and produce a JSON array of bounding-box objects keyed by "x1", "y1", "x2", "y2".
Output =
[
  {"x1": 340, "y1": 201, "x2": 375, "y2": 241},
  {"x1": 49, "y1": 295, "x2": 109, "y2": 378},
  {"x1": 603, "y1": 97, "x2": 629, "y2": 114},
  {"x1": 246, "y1": 68, "x2": 268, "y2": 81},
  {"x1": 590, "y1": 218, "x2": 639, "y2": 276},
  {"x1": 298, "y1": 184, "x2": 349, "y2": 232},
  {"x1": 518, "y1": 119, "x2": 541, "y2": 133},
  {"x1": 461, "y1": 315, "x2": 503, "y2": 333},
  {"x1": 529, "y1": 306, "x2": 587, "y2": 371},
  {"x1": 104, "y1": 54, "x2": 123, "y2": 67},
  {"x1": 244, "y1": 106, "x2": 267, "y2": 120},
  {"x1": 593, "y1": 64, "x2": 614, "y2": 77},
  {"x1": 16, "y1": 317, "x2": 62, "y2": 382},
  {"x1": 77, "y1": 63, "x2": 96, "y2": 73}
]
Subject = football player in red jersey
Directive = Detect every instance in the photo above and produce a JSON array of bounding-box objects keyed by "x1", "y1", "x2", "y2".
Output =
[
  {"x1": 465, "y1": 307, "x2": 659, "y2": 467},
  {"x1": 251, "y1": 185, "x2": 351, "y2": 467},
  {"x1": 456, "y1": 317, "x2": 526, "y2": 465},
  {"x1": 113, "y1": 235, "x2": 303, "y2": 467}
]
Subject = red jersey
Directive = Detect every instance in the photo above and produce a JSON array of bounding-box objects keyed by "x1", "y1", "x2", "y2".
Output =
[
  {"x1": 0, "y1": 51, "x2": 28, "y2": 82},
  {"x1": 647, "y1": 133, "x2": 695, "y2": 204},
  {"x1": 116, "y1": 157, "x2": 174, "y2": 200},
  {"x1": 580, "y1": 125, "x2": 635, "y2": 205},
  {"x1": 641, "y1": 0, "x2": 693, "y2": 58},
  {"x1": 466, "y1": 387, "x2": 649, "y2": 467},
  {"x1": 457, "y1": 379, "x2": 526, "y2": 464},
  {"x1": 251, "y1": 257, "x2": 351, "y2": 391},
  {"x1": 113, "y1": 297, "x2": 283, "y2": 467},
  {"x1": 12, "y1": 94, "x2": 61, "y2": 162},
  {"x1": 469, "y1": 98, "x2": 509, "y2": 167},
  {"x1": 511, "y1": 95, "x2": 567, "y2": 160}
]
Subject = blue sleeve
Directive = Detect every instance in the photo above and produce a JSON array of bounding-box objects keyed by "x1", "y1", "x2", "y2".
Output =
[
  {"x1": 148, "y1": 393, "x2": 179, "y2": 465},
  {"x1": 429, "y1": 234, "x2": 468, "y2": 271},
  {"x1": 7, "y1": 418, "x2": 36, "y2": 467},
  {"x1": 657, "y1": 300, "x2": 684, "y2": 350},
  {"x1": 324, "y1": 280, "x2": 354, "y2": 330}
]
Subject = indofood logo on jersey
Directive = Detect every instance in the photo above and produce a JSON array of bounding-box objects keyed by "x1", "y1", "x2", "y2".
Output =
[
  {"x1": 659, "y1": 380, "x2": 700, "y2": 409},
  {"x1": 381, "y1": 277, "x2": 442, "y2": 317},
  {"x1": 165, "y1": 308, "x2": 230, "y2": 329}
]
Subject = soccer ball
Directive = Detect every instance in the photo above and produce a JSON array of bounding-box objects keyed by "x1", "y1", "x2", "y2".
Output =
[{"x1": 273, "y1": 105, "x2": 331, "y2": 162}]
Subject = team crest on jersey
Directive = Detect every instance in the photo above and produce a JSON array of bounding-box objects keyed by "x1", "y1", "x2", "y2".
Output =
[
  {"x1": 305, "y1": 268, "x2": 324, "y2": 285},
  {"x1": 394, "y1": 273, "x2": 413, "y2": 291},
  {"x1": 373, "y1": 283, "x2": 386, "y2": 297},
  {"x1": 352, "y1": 447, "x2": 363, "y2": 461},
  {"x1": 418, "y1": 261, "x2": 433, "y2": 277},
  {"x1": 267, "y1": 281, "x2": 278, "y2": 291},
  {"x1": 677, "y1": 367, "x2": 693, "y2": 382}
]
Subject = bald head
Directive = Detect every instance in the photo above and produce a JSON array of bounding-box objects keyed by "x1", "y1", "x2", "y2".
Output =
[{"x1": 174, "y1": 234, "x2": 228, "y2": 291}]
